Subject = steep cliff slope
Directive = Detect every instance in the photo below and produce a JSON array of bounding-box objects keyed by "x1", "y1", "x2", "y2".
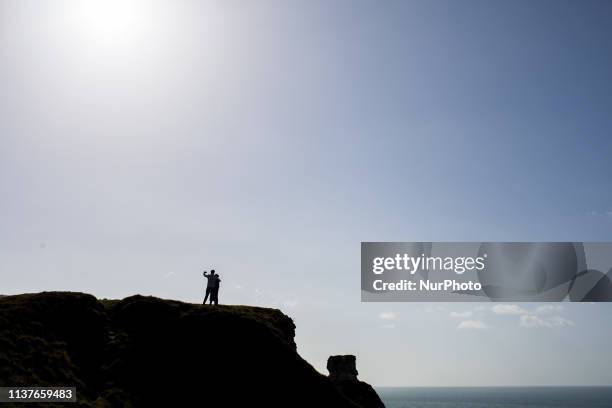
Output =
[{"x1": 0, "y1": 292, "x2": 364, "y2": 407}]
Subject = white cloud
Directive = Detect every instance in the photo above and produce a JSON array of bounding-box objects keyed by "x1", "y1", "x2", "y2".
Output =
[
  {"x1": 520, "y1": 314, "x2": 575, "y2": 328},
  {"x1": 589, "y1": 210, "x2": 612, "y2": 219},
  {"x1": 457, "y1": 320, "x2": 488, "y2": 330},
  {"x1": 534, "y1": 305, "x2": 563, "y2": 314},
  {"x1": 381, "y1": 323, "x2": 397, "y2": 329},
  {"x1": 450, "y1": 311, "x2": 473, "y2": 318},
  {"x1": 491, "y1": 304, "x2": 528, "y2": 315},
  {"x1": 379, "y1": 312, "x2": 397, "y2": 320},
  {"x1": 519, "y1": 315, "x2": 542, "y2": 328},
  {"x1": 548, "y1": 316, "x2": 575, "y2": 327},
  {"x1": 489, "y1": 304, "x2": 573, "y2": 329}
]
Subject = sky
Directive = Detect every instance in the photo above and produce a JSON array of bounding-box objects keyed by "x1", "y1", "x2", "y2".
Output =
[{"x1": 1, "y1": 0, "x2": 612, "y2": 386}]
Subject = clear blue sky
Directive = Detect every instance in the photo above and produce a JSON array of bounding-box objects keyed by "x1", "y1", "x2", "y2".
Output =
[{"x1": 1, "y1": 0, "x2": 612, "y2": 386}]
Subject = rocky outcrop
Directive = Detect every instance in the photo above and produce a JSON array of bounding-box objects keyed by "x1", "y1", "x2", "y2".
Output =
[
  {"x1": 328, "y1": 355, "x2": 386, "y2": 408},
  {"x1": 0, "y1": 292, "x2": 364, "y2": 408},
  {"x1": 328, "y1": 355, "x2": 359, "y2": 381}
]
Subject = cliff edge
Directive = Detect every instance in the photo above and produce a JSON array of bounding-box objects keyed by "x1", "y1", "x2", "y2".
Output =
[
  {"x1": 0, "y1": 292, "x2": 383, "y2": 407},
  {"x1": 327, "y1": 355, "x2": 386, "y2": 408}
]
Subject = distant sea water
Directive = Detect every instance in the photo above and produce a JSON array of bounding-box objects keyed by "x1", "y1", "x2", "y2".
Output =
[{"x1": 376, "y1": 387, "x2": 612, "y2": 408}]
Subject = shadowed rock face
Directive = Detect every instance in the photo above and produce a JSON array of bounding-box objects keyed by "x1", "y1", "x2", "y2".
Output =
[
  {"x1": 328, "y1": 355, "x2": 386, "y2": 408},
  {"x1": 328, "y1": 355, "x2": 359, "y2": 381},
  {"x1": 0, "y1": 292, "x2": 362, "y2": 408}
]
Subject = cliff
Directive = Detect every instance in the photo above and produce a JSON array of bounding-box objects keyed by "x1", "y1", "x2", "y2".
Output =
[
  {"x1": 327, "y1": 355, "x2": 386, "y2": 408},
  {"x1": 0, "y1": 292, "x2": 383, "y2": 408}
]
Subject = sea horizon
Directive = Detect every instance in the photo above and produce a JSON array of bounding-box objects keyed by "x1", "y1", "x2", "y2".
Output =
[
  {"x1": 376, "y1": 385, "x2": 612, "y2": 388},
  {"x1": 375, "y1": 386, "x2": 612, "y2": 408}
]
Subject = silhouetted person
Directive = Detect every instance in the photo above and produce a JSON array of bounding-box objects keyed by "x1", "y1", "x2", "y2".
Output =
[
  {"x1": 202, "y1": 270, "x2": 217, "y2": 304},
  {"x1": 211, "y1": 273, "x2": 221, "y2": 305}
]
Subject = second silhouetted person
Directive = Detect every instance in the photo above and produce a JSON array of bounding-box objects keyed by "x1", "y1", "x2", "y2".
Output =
[{"x1": 203, "y1": 269, "x2": 221, "y2": 305}]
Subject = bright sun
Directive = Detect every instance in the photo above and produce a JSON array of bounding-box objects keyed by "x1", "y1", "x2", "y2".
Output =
[{"x1": 62, "y1": 0, "x2": 161, "y2": 53}]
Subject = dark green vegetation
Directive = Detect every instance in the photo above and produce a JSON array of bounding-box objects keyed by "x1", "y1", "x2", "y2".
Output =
[{"x1": 0, "y1": 292, "x2": 362, "y2": 407}]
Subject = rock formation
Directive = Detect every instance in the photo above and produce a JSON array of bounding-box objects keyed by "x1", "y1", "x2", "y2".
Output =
[
  {"x1": 0, "y1": 292, "x2": 370, "y2": 407},
  {"x1": 328, "y1": 355, "x2": 386, "y2": 408},
  {"x1": 328, "y1": 355, "x2": 359, "y2": 381}
]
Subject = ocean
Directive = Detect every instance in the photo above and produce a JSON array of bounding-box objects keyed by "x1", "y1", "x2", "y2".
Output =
[{"x1": 376, "y1": 387, "x2": 612, "y2": 408}]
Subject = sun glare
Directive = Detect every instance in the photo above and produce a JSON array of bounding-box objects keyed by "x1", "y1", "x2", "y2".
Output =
[{"x1": 62, "y1": 0, "x2": 160, "y2": 52}]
